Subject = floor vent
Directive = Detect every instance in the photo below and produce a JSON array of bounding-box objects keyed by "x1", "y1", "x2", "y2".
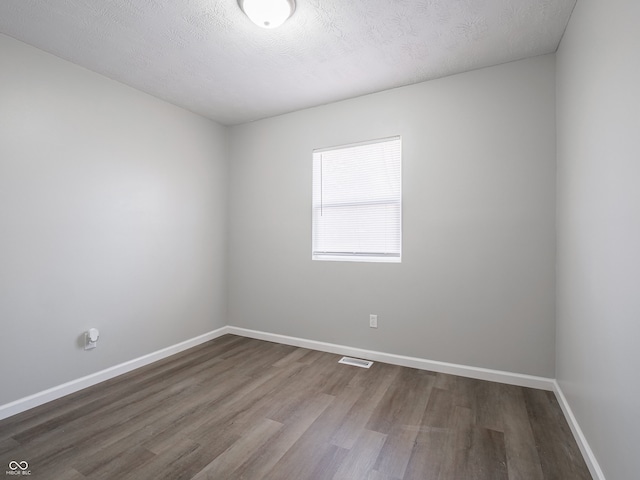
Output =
[{"x1": 338, "y1": 357, "x2": 373, "y2": 368}]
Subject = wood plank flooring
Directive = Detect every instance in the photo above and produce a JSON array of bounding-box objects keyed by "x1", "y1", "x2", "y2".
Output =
[{"x1": 0, "y1": 335, "x2": 592, "y2": 479}]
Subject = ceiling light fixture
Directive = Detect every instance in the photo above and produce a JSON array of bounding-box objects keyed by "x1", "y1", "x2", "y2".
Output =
[{"x1": 238, "y1": 0, "x2": 296, "y2": 29}]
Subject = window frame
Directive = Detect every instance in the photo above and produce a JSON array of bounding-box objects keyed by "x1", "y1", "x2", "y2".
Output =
[{"x1": 311, "y1": 136, "x2": 402, "y2": 263}]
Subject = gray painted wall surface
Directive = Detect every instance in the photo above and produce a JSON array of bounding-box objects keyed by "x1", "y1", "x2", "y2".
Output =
[
  {"x1": 228, "y1": 55, "x2": 557, "y2": 377},
  {"x1": 556, "y1": 0, "x2": 640, "y2": 478},
  {"x1": 0, "y1": 34, "x2": 228, "y2": 405}
]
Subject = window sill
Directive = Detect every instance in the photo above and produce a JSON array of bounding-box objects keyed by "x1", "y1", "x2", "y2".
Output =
[{"x1": 312, "y1": 255, "x2": 401, "y2": 263}]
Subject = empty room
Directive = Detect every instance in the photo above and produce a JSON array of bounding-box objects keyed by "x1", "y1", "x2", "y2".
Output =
[{"x1": 0, "y1": 0, "x2": 637, "y2": 479}]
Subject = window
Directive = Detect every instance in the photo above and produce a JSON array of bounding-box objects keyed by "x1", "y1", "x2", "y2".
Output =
[{"x1": 312, "y1": 136, "x2": 402, "y2": 263}]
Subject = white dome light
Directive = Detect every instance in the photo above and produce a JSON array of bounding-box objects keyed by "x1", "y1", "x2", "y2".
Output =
[{"x1": 239, "y1": 0, "x2": 296, "y2": 29}]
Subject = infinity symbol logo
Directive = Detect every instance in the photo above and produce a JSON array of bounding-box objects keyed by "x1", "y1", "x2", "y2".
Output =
[{"x1": 8, "y1": 461, "x2": 29, "y2": 470}]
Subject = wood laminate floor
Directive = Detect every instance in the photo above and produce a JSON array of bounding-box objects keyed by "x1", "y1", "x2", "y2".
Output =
[{"x1": 0, "y1": 335, "x2": 592, "y2": 479}]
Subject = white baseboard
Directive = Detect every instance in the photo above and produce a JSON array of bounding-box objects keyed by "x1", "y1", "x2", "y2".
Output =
[
  {"x1": 553, "y1": 380, "x2": 606, "y2": 480},
  {"x1": 226, "y1": 326, "x2": 555, "y2": 391},
  {"x1": 0, "y1": 326, "x2": 230, "y2": 421}
]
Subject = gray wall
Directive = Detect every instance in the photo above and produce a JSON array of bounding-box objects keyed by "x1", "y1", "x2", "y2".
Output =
[
  {"x1": 228, "y1": 55, "x2": 557, "y2": 377},
  {"x1": 0, "y1": 34, "x2": 228, "y2": 405},
  {"x1": 556, "y1": 0, "x2": 640, "y2": 478}
]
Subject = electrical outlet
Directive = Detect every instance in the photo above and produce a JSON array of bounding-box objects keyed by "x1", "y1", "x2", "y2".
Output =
[
  {"x1": 369, "y1": 314, "x2": 378, "y2": 328},
  {"x1": 84, "y1": 328, "x2": 100, "y2": 350},
  {"x1": 84, "y1": 335, "x2": 97, "y2": 350}
]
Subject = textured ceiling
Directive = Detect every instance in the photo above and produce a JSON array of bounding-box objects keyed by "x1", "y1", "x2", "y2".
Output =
[{"x1": 0, "y1": 0, "x2": 576, "y2": 125}]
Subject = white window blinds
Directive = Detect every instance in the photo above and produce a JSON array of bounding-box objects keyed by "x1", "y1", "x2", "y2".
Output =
[{"x1": 312, "y1": 136, "x2": 402, "y2": 263}]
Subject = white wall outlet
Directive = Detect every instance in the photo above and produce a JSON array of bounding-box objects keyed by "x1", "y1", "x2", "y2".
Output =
[
  {"x1": 85, "y1": 335, "x2": 97, "y2": 350},
  {"x1": 84, "y1": 328, "x2": 100, "y2": 350},
  {"x1": 369, "y1": 314, "x2": 378, "y2": 328}
]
